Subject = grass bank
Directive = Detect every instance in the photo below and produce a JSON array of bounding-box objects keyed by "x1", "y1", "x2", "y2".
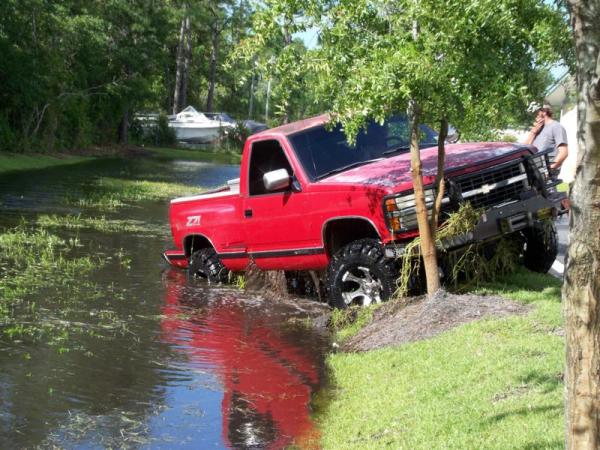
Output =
[
  {"x1": 0, "y1": 153, "x2": 92, "y2": 174},
  {"x1": 0, "y1": 145, "x2": 240, "y2": 176},
  {"x1": 317, "y1": 270, "x2": 564, "y2": 449},
  {"x1": 147, "y1": 146, "x2": 242, "y2": 164}
]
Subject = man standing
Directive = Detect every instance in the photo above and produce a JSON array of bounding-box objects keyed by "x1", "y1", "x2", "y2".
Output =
[{"x1": 525, "y1": 103, "x2": 569, "y2": 170}]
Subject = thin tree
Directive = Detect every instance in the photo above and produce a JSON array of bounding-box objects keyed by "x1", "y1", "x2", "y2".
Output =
[
  {"x1": 173, "y1": 11, "x2": 191, "y2": 115},
  {"x1": 564, "y1": 0, "x2": 600, "y2": 447}
]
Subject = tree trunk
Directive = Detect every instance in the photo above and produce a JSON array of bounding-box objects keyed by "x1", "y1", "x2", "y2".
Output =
[
  {"x1": 248, "y1": 66, "x2": 256, "y2": 119},
  {"x1": 408, "y1": 100, "x2": 441, "y2": 295},
  {"x1": 173, "y1": 16, "x2": 186, "y2": 115},
  {"x1": 180, "y1": 16, "x2": 191, "y2": 110},
  {"x1": 430, "y1": 118, "x2": 448, "y2": 239},
  {"x1": 173, "y1": 15, "x2": 191, "y2": 115},
  {"x1": 206, "y1": 28, "x2": 219, "y2": 113},
  {"x1": 564, "y1": 0, "x2": 600, "y2": 448},
  {"x1": 118, "y1": 108, "x2": 129, "y2": 144}
]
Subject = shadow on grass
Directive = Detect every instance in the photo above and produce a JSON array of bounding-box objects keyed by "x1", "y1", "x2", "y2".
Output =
[
  {"x1": 521, "y1": 440, "x2": 563, "y2": 450},
  {"x1": 519, "y1": 370, "x2": 563, "y2": 394},
  {"x1": 486, "y1": 403, "x2": 562, "y2": 424}
]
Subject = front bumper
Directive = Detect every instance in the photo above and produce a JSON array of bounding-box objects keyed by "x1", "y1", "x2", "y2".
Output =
[{"x1": 384, "y1": 192, "x2": 565, "y2": 258}]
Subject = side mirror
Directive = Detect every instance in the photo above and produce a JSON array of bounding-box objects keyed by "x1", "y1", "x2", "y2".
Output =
[{"x1": 263, "y1": 168, "x2": 291, "y2": 192}]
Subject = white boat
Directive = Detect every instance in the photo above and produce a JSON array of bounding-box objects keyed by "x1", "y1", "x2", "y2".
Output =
[{"x1": 168, "y1": 106, "x2": 235, "y2": 143}]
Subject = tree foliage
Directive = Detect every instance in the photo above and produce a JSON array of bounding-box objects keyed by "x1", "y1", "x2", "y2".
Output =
[
  {"x1": 244, "y1": 0, "x2": 571, "y2": 294},
  {"x1": 0, "y1": 0, "x2": 318, "y2": 152},
  {"x1": 245, "y1": 0, "x2": 571, "y2": 139}
]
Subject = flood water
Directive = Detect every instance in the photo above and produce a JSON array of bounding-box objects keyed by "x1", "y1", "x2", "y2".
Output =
[{"x1": 0, "y1": 157, "x2": 330, "y2": 449}]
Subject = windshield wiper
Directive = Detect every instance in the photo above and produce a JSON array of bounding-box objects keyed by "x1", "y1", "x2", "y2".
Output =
[
  {"x1": 315, "y1": 158, "x2": 384, "y2": 180},
  {"x1": 382, "y1": 145, "x2": 411, "y2": 155}
]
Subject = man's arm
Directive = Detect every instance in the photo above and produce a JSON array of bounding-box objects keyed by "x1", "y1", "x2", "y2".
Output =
[
  {"x1": 525, "y1": 119, "x2": 544, "y2": 144},
  {"x1": 551, "y1": 144, "x2": 568, "y2": 169},
  {"x1": 550, "y1": 124, "x2": 569, "y2": 169}
]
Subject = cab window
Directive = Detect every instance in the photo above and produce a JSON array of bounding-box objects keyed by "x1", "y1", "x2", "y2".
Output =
[{"x1": 248, "y1": 140, "x2": 294, "y2": 196}]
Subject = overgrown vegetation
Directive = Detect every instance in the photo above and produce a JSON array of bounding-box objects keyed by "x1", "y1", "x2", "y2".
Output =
[
  {"x1": 37, "y1": 214, "x2": 164, "y2": 236},
  {"x1": 396, "y1": 204, "x2": 521, "y2": 296},
  {"x1": 0, "y1": 1, "x2": 319, "y2": 153},
  {"x1": 316, "y1": 270, "x2": 564, "y2": 449},
  {"x1": 0, "y1": 226, "x2": 104, "y2": 338},
  {"x1": 329, "y1": 305, "x2": 382, "y2": 342},
  {"x1": 66, "y1": 177, "x2": 199, "y2": 209}
]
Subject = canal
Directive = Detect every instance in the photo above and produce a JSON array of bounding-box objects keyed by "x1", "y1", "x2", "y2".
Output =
[{"x1": 0, "y1": 155, "x2": 330, "y2": 449}]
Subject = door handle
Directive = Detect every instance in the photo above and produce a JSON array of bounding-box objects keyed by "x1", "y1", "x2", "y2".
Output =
[{"x1": 244, "y1": 209, "x2": 253, "y2": 218}]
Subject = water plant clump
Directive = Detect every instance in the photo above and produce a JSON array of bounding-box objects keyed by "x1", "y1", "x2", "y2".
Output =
[
  {"x1": 37, "y1": 214, "x2": 165, "y2": 236},
  {"x1": 65, "y1": 177, "x2": 200, "y2": 210},
  {"x1": 0, "y1": 226, "x2": 105, "y2": 338},
  {"x1": 395, "y1": 203, "x2": 520, "y2": 297}
]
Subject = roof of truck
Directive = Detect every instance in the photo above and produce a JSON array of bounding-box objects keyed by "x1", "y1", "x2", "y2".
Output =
[{"x1": 253, "y1": 114, "x2": 330, "y2": 137}]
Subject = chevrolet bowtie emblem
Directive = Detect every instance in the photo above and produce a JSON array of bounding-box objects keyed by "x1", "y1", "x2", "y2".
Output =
[{"x1": 480, "y1": 184, "x2": 492, "y2": 194}]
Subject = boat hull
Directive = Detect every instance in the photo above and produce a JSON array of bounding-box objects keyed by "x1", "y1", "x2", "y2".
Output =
[{"x1": 169, "y1": 123, "x2": 224, "y2": 143}]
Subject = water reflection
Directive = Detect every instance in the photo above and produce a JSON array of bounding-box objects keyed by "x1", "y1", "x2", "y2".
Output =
[
  {"x1": 0, "y1": 158, "x2": 329, "y2": 449},
  {"x1": 161, "y1": 271, "x2": 328, "y2": 449}
]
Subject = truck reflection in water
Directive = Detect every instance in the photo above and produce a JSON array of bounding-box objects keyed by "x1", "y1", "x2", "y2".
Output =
[{"x1": 161, "y1": 270, "x2": 328, "y2": 449}]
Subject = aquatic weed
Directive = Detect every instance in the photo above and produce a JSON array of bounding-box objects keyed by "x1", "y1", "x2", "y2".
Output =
[
  {"x1": 37, "y1": 214, "x2": 160, "y2": 235},
  {"x1": 65, "y1": 177, "x2": 199, "y2": 209}
]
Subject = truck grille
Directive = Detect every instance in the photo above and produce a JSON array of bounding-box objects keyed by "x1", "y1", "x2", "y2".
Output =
[{"x1": 452, "y1": 160, "x2": 529, "y2": 210}]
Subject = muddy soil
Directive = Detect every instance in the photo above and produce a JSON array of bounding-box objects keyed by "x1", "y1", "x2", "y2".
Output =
[{"x1": 343, "y1": 290, "x2": 531, "y2": 352}]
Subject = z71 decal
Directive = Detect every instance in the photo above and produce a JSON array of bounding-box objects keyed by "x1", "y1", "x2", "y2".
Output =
[{"x1": 186, "y1": 215, "x2": 201, "y2": 227}]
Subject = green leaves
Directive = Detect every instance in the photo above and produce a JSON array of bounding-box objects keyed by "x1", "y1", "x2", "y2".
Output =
[{"x1": 244, "y1": 0, "x2": 571, "y2": 139}]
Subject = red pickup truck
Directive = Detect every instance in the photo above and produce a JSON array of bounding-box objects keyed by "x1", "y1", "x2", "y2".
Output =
[{"x1": 164, "y1": 114, "x2": 563, "y2": 307}]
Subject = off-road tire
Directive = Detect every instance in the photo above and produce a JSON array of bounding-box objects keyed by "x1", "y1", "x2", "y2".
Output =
[
  {"x1": 522, "y1": 221, "x2": 558, "y2": 273},
  {"x1": 326, "y1": 239, "x2": 397, "y2": 308},
  {"x1": 188, "y1": 248, "x2": 230, "y2": 283}
]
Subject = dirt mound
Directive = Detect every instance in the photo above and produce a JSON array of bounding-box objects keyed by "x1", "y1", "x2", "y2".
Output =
[{"x1": 343, "y1": 290, "x2": 530, "y2": 352}]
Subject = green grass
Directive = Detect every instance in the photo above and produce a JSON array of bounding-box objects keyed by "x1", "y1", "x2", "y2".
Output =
[
  {"x1": 0, "y1": 145, "x2": 241, "y2": 176},
  {"x1": 0, "y1": 226, "x2": 103, "y2": 334},
  {"x1": 147, "y1": 146, "x2": 242, "y2": 164},
  {"x1": 66, "y1": 177, "x2": 201, "y2": 209},
  {"x1": 37, "y1": 214, "x2": 164, "y2": 235},
  {"x1": 316, "y1": 270, "x2": 564, "y2": 449},
  {"x1": 330, "y1": 305, "x2": 382, "y2": 342},
  {"x1": 0, "y1": 153, "x2": 91, "y2": 174}
]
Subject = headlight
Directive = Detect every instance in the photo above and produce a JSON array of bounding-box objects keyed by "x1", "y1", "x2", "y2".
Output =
[{"x1": 384, "y1": 188, "x2": 436, "y2": 232}]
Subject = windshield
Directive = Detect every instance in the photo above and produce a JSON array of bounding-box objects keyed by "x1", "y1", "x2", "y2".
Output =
[{"x1": 289, "y1": 116, "x2": 438, "y2": 181}]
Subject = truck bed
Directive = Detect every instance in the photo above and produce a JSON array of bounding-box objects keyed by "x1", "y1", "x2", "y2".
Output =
[{"x1": 171, "y1": 178, "x2": 240, "y2": 204}]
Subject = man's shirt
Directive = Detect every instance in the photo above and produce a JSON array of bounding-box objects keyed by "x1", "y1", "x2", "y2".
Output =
[{"x1": 533, "y1": 120, "x2": 568, "y2": 163}]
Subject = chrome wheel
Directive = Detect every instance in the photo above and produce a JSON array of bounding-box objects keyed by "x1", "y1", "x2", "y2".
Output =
[
  {"x1": 327, "y1": 239, "x2": 396, "y2": 309},
  {"x1": 341, "y1": 266, "x2": 384, "y2": 306}
]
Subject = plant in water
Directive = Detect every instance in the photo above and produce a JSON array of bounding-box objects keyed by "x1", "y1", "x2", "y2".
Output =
[
  {"x1": 0, "y1": 225, "x2": 105, "y2": 339},
  {"x1": 66, "y1": 177, "x2": 199, "y2": 210},
  {"x1": 37, "y1": 214, "x2": 162, "y2": 235}
]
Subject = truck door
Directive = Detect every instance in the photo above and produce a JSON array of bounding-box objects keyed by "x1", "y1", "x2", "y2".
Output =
[{"x1": 243, "y1": 139, "x2": 321, "y2": 270}]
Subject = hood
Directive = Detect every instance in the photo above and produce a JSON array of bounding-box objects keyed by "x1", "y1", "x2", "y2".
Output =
[{"x1": 319, "y1": 142, "x2": 533, "y2": 191}]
